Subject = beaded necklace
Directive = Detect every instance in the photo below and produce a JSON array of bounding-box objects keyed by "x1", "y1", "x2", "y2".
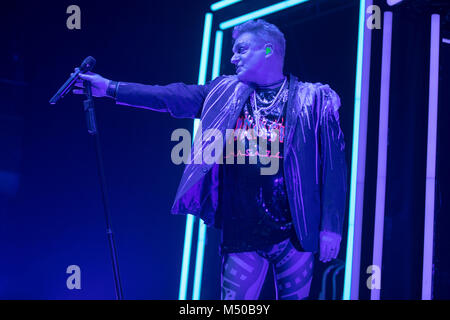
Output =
[{"x1": 250, "y1": 77, "x2": 288, "y2": 137}]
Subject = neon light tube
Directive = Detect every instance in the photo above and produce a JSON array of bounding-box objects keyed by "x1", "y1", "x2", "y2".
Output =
[
  {"x1": 422, "y1": 13, "x2": 440, "y2": 300},
  {"x1": 371, "y1": 11, "x2": 393, "y2": 300},
  {"x1": 212, "y1": 31, "x2": 224, "y2": 80},
  {"x1": 189, "y1": 13, "x2": 214, "y2": 300},
  {"x1": 211, "y1": 0, "x2": 242, "y2": 12},
  {"x1": 191, "y1": 30, "x2": 225, "y2": 300},
  {"x1": 178, "y1": 214, "x2": 195, "y2": 300},
  {"x1": 219, "y1": 0, "x2": 310, "y2": 30},
  {"x1": 179, "y1": 13, "x2": 214, "y2": 300},
  {"x1": 192, "y1": 220, "x2": 207, "y2": 299},
  {"x1": 198, "y1": 13, "x2": 213, "y2": 86},
  {"x1": 386, "y1": 0, "x2": 403, "y2": 6},
  {"x1": 343, "y1": 0, "x2": 372, "y2": 300}
]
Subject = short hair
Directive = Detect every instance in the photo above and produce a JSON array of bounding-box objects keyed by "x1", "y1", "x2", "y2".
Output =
[{"x1": 232, "y1": 19, "x2": 286, "y2": 60}]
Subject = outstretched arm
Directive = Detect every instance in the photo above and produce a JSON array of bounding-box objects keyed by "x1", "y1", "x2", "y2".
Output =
[
  {"x1": 72, "y1": 70, "x2": 219, "y2": 119},
  {"x1": 114, "y1": 81, "x2": 209, "y2": 119}
]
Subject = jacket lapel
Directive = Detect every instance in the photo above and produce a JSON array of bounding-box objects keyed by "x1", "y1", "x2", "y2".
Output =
[
  {"x1": 284, "y1": 74, "x2": 299, "y2": 158},
  {"x1": 226, "y1": 83, "x2": 253, "y2": 130}
]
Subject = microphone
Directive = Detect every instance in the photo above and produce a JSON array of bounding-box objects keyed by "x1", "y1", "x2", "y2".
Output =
[{"x1": 49, "y1": 56, "x2": 96, "y2": 104}]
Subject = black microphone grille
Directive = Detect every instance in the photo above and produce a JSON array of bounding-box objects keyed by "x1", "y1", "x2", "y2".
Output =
[{"x1": 79, "y1": 56, "x2": 96, "y2": 72}]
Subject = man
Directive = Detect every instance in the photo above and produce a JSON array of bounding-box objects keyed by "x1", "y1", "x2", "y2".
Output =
[{"x1": 73, "y1": 19, "x2": 347, "y2": 300}]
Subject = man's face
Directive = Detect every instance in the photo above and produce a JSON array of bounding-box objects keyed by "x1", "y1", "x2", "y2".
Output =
[{"x1": 231, "y1": 32, "x2": 268, "y2": 84}]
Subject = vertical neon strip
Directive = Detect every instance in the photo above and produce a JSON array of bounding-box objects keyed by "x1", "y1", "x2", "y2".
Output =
[
  {"x1": 178, "y1": 214, "x2": 195, "y2": 300},
  {"x1": 371, "y1": 11, "x2": 393, "y2": 300},
  {"x1": 219, "y1": 0, "x2": 310, "y2": 30},
  {"x1": 211, "y1": 0, "x2": 242, "y2": 11},
  {"x1": 192, "y1": 220, "x2": 207, "y2": 300},
  {"x1": 179, "y1": 12, "x2": 213, "y2": 300},
  {"x1": 343, "y1": 0, "x2": 372, "y2": 300},
  {"x1": 422, "y1": 13, "x2": 440, "y2": 300},
  {"x1": 198, "y1": 13, "x2": 213, "y2": 86},
  {"x1": 191, "y1": 30, "x2": 224, "y2": 300},
  {"x1": 212, "y1": 31, "x2": 224, "y2": 80}
]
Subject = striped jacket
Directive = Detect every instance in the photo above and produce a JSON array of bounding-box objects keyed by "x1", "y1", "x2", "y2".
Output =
[{"x1": 116, "y1": 74, "x2": 347, "y2": 253}]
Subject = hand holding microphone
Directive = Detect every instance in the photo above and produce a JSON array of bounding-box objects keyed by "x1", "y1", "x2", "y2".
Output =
[
  {"x1": 72, "y1": 70, "x2": 110, "y2": 98},
  {"x1": 49, "y1": 56, "x2": 115, "y2": 103},
  {"x1": 49, "y1": 56, "x2": 97, "y2": 104}
]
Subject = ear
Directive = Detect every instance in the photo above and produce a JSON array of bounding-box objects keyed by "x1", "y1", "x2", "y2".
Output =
[{"x1": 264, "y1": 43, "x2": 274, "y2": 57}]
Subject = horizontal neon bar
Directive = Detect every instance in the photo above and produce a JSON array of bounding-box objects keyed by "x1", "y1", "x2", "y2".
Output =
[
  {"x1": 219, "y1": 0, "x2": 310, "y2": 30},
  {"x1": 211, "y1": 0, "x2": 242, "y2": 11},
  {"x1": 386, "y1": 0, "x2": 403, "y2": 6}
]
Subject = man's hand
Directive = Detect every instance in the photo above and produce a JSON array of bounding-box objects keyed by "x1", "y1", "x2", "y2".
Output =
[
  {"x1": 319, "y1": 230, "x2": 341, "y2": 263},
  {"x1": 71, "y1": 68, "x2": 110, "y2": 98}
]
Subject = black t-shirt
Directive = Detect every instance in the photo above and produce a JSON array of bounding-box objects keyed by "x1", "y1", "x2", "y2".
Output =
[{"x1": 218, "y1": 82, "x2": 299, "y2": 254}]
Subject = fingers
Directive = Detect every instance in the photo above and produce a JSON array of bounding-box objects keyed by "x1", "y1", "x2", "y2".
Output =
[
  {"x1": 70, "y1": 68, "x2": 95, "y2": 82},
  {"x1": 324, "y1": 242, "x2": 339, "y2": 262},
  {"x1": 73, "y1": 79, "x2": 84, "y2": 87},
  {"x1": 319, "y1": 237, "x2": 341, "y2": 263},
  {"x1": 72, "y1": 77, "x2": 85, "y2": 95},
  {"x1": 70, "y1": 68, "x2": 80, "y2": 78},
  {"x1": 72, "y1": 68, "x2": 94, "y2": 75},
  {"x1": 326, "y1": 246, "x2": 334, "y2": 262},
  {"x1": 70, "y1": 68, "x2": 97, "y2": 96},
  {"x1": 320, "y1": 242, "x2": 329, "y2": 263},
  {"x1": 332, "y1": 245, "x2": 340, "y2": 259},
  {"x1": 325, "y1": 244, "x2": 333, "y2": 263},
  {"x1": 78, "y1": 73, "x2": 95, "y2": 81},
  {"x1": 326, "y1": 243, "x2": 340, "y2": 261},
  {"x1": 320, "y1": 240, "x2": 326, "y2": 262},
  {"x1": 319, "y1": 231, "x2": 342, "y2": 263},
  {"x1": 70, "y1": 75, "x2": 88, "y2": 87},
  {"x1": 72, "y1": 80, "x2": 91, "y2": 95}
]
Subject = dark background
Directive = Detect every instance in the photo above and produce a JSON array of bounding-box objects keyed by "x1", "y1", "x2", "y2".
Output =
[{"x1": 0, "y1": 0, "x2": 448, "y2": 300}]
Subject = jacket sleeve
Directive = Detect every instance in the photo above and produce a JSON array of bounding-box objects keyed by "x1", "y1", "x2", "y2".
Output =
[
  {"x1": 114, "y1": 77, "x2": 222, "y2": 119},
  {"x1": 316, "y1": 84, "x2": 348, "y2": 236}
]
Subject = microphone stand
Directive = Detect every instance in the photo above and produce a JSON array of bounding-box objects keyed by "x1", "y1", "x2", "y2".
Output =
[{"x1": 83, "y1": 81, "x2": 124, "y2": 300}]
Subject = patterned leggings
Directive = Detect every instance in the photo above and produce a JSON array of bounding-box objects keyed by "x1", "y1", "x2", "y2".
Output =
[{"x1": 221, "y1": 238, "x2": 314, "y2": 300}]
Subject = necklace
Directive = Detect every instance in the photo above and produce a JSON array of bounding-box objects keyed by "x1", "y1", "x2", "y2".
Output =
[
  {"x1": 255, "y1": 91, "x2": 276, "y2": 104},
  {"x1": 252, "y1": 77, "x2": 286, "y2": 113},
  {"x1": 251, "y1": 77, "x2": 287, "y2": 137}
]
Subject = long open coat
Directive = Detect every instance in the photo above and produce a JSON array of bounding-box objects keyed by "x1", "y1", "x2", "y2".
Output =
[{"x1": 115, "y1": 74, "x2": 347, "y2": 253}]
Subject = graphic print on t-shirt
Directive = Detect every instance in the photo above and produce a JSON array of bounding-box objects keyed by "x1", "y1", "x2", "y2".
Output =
[{"x1": 219, "y1": 84, "x2": 296, "y2": 254}]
